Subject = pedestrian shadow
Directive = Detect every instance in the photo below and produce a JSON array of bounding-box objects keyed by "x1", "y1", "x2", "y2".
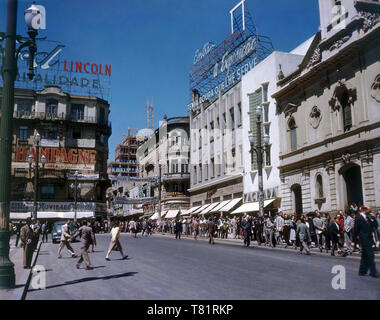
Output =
[{"x1": 27, "y1": 271, "x2": 138, "y2": 292}]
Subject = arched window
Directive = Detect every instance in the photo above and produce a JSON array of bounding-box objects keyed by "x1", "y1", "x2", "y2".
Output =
[
  {"x1": 316, "y1": 174, "x2": 324, "y2": 198},
  {"x1": 288, "y1": 117, "x2": 297, "y2": 151},
  {"x1": 340, "y1": 90, "x2": 352, "y2": 132}
]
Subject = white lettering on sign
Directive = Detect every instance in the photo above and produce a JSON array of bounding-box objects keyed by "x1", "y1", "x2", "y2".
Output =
[{"x1": 193, "y1": 42, "x2": 216, "y2": 65}]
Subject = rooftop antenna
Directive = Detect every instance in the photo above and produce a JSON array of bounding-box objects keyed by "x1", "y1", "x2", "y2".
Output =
[
  {"x1": 147, "y1": 98, "x2": 154, "y2": 129},
  {"x1": 230, "y1": 0, "x2": 245, "y2": 34}
]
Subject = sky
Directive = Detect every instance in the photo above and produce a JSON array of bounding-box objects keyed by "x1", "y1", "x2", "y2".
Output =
[{"x1": 0, "y1": 0, "x2": 320, "y2": 161}]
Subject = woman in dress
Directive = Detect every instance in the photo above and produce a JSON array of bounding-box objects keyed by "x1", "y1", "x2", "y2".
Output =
[{"x1": 289, "y1": 215, "x2": 297, "y2": 249}]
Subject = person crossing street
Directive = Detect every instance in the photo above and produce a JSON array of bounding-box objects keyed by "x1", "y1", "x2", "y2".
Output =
[
  {"x1": 58, "y1": 220, "x2": 77, "y2": 259},
  {"x1": 105, "y1": 220, "x2": 128, "y2": 261},
  {"x1": 71, "y1": 220, "x2": 96, "y2": 270}
]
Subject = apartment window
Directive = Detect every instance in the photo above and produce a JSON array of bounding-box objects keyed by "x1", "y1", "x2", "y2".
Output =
[
  {"x1": 211, "y1": 158, "x2": 215, "y2": 178},
  {"x1": 71, "y1": 103, "x2": 84, "y2": 120},
  {"x1": 316, "y1": 174, "x2": 324, "y2": 198},
  {"x1": 72, "y1": 128, "x2": 81, "y2": 139},
  {"x1": 99, "y1": 107, "x2": 105, "y2": 125},
  {"x1": 41, "y1": 185, "x2": 55, "y2": 200},
  {"x1": 288, "y1": 117, "x2": 297, "y2": 152},
  {"x1": 17, "y1": 101, "x2": 32, "y2": 113},
  {"x1": 44, "y1": 127, "x2": 57, "y2": 139},
  {"x1": 341, "y1": 90, "x2": 352, "y2": 132},
  {"x1": 19, "y1": 126, "x2": 28, "y2": 140},
  {"x1": 263, "y1": 104, "x2": 269, "y2": 123},
  {"x1": 230, "y1": 108, "x2": 235, "y2": 129},
  {"x1": 237, "y1": 102, "x2": 242, "y2": 126},
  {"x1": 249, "y1": 89, "x2": 262, "y2": 170},
  {"x1": 265, "y1": 144, "x2": 272, "y2": 166},
  {"x1": 263, "y1": 83, "x2": 269, "y2": 102},
  {"x1": 46, "y1": 99, "x2": 58, "y2": 116},
  {"x1": 264, "y1": 124, "x2": 270, "y2": 136},
  {"x1": 193, "y1": 166, "x2": 197, "y2": 183}
]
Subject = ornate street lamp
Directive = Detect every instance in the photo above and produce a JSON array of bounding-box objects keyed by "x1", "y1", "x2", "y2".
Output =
[
  {"x1": 70, "y1": 171, "x2": 81, "y2": 224},
  {"x1": 249, "y1": 105, "x2": 270, "y2": 217},
  {"x1": 28, "y1": 133, "x2": 45, "y2": 221},
  {"x1": 0, "y1": 1, "x2": 43, "y2": 288}
]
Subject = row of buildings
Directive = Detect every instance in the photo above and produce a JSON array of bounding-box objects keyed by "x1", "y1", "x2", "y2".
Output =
[{"x1": 109, "y1": 0, "x2": 380, "y2": 219}]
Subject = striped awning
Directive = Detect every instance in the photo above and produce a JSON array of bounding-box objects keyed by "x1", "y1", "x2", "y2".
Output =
[
  {"x1": 200, "y1": 202, "x2": 220, "y2": 214},
  {"x1": 165, "y1": 210, "x2": 179, "y2": 219},
  {"x1": 231, "y1": 199, "x2": 276, "y2": 214},
  {"x1": 210, "y1": 200, "x2": 232, "y2": 213},
  {"x1": 220, "y1": 198, "x2": 242, "y2": 212},
  {"x1": 186, "y1": 206, "x2": 201, "y2": 215}
]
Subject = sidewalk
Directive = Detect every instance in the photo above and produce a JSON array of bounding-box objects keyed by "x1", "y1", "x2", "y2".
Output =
[
  {"x1": 151, "y1": 232, "x2": 380, "y2": 260},
  {"x1": 0, "y1": 236, "x2": 42, "y2": 300}
]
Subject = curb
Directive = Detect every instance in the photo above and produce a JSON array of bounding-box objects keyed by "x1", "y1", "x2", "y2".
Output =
[
  {"x1": 20, "y1": 241, "x2": 42, "y2": 300},
  {"x1": 151, "y1": 233, "x2": 380, "y2": 260}
]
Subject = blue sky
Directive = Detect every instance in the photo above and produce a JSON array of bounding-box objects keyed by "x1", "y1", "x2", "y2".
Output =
[{"x1": 1, "y1": 0, "x2": 320, "y2": 160}]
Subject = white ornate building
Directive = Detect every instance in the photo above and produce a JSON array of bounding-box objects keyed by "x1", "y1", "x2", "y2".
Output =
[{"x1": 273, "y1": 0, "x2": 380, "y2": 215}]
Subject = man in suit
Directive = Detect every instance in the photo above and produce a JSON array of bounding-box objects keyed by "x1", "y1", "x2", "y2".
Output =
[
  {"x1": 71, "y1": 220, "x2": 96, "y2": 270},
  {"x1": 175, "y1": 218, "x2": 182, "y2": 240},
  {"x1": 330, "y1": 216, "x2": 348, "y2": 257},
  {"x1": 207, "y1": 217, "x2": 216, "y2": 245},
  {"x1": 352, "y1": 206, "x2": 379, "y2": 277},
  {"x1": 20, "y1": 218, "x2": 34, "y2": 268},
  {"x1": 41, "y1": 221, "x2": 49, "y2": 243},
  {"x1": 58, "y1": 220, "x2": 76, "y2": 259},
  {"x1": 296, "y1": 216, "x2": 311, "y2": 255},
  {"x1": 241, "y1": 215, "x2": 252, "y2": 247}
]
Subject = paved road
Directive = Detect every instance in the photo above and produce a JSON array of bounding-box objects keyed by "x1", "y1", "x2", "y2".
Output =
[{"x1": 26, "y1": 233, "x2": 379, "y2": 300}]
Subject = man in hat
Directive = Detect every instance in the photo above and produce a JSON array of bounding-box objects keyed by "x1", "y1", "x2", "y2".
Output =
[
  {"x1": 352, "y1": 206, "x2": 379, "y2": 277},
  {"x1": 20, "y1": 218, "x2": 34, "y2": 269},
  {"x1": 207, "y1": 217, "x2": 216, "y2": 245},
  {"x1": 71, "y1": 220, "x2": 96, "y2": 270}
]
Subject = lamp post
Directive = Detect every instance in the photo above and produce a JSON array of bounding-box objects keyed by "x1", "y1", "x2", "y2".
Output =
[
  {"x1": 70, "y1": 171, "x2": 81, "y2": 224},
  {"x1": 158, "y1": 161, "x2": 163, "y2": 222},
  {"x1": 28, "y1": 132, "x2": 46, "y2": 221},
  {"x1": 249, "y1": 105, "x2": 270, "y2": 217},
  {"x1": 0, "y1": 1, "x2": 41, "y2": 288}
]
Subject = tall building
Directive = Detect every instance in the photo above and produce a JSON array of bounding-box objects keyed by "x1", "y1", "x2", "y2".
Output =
[
  {"x1": 7, "y1": 85, "x2": 111, "y2": 220},
  {"x1": 273, "y1": 0, "x2": 380, "y2": 214},
  {"x1": 137, "y1": 116, "x2": 190, "y2": 219}
]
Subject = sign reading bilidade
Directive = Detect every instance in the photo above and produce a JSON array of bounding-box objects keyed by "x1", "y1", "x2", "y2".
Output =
[
  {"x1": 12, "y1": 146, "x2": 96, "y2": 169},
  {"x1": 0, "y1": 38, "x2": 111, "y2": 99}
]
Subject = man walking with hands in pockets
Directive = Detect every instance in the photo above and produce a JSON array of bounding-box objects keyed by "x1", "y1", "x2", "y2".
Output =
[
  {"x1": 58, "y1": 219, "x2": 76, "y2": 259},
  {"x1": 105, "y1": 220, "x2": 128, "y2": 261}
]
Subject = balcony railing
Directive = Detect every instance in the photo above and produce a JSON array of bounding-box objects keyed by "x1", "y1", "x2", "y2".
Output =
[
  {"x1": 13, "y1": 110, "x2": 111, "y2": 128},
  {"x1": 162, "y1": 172, "x2": 190, "y2": 182}
]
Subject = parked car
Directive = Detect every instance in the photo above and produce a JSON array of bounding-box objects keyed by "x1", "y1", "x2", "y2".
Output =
[{"x1": 51, "y1": 221, "x2": 77, "y2": 243}]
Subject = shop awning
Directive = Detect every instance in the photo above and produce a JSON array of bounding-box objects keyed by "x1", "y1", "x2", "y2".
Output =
[
  {"x1": 200, "y1": 202, "x2": 220, "y2": 214},
  {"x1": 186, "y1": 206, "x2": 201, "y2": 215},
  {"x1": 231, "y1": 199, "x2": 277, "y2": 214},
  {"x1": 150, "y1": 212, "x2": 158, "y2": 220},
  {"x1": 180, "y1": 209, "x2": 189, "y2": 216},
  {"x1": 192, "y1": 204, "x2": 211, "y2": 215},
  {"x1": 165, "y1": 210, "x2": 179, "y2": 219},
  {"x1": 210, "y1": 200, "x2": 231, "y2": 213},
  {"x1": 10, "y1": 212, "x2": 95, "y2": 220},
  {"x1": 220, "y1": 198, "x2": 242, "y2": 212}
]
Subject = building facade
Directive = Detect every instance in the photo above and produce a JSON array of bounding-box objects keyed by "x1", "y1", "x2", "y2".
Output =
[
  {"x1": 137, "y1": 116, "x2": 190, "y2": 218},
  {"x1": 7, "y1": 85, "x2": 111, "y2": 220},
  {"x1": 273, "y1": 0, "x2": 380, "y2": 215}
]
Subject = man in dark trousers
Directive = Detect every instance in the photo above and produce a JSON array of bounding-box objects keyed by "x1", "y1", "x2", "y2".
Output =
[
  {"x1": 241, "y1": 215, "x2": 252, "y2": 247},
  {"x1": 352, "y1": 206, "x2": 379, "y2": 278},
  {"x1": 207, "y1": 217, "x2": 216, "y2": 245},
  {"x1": 330, "y1": 216, "x2": 348, "y2": 257},
  {"x1": 20, "y1": 218, "x2": 34, "y2": 269},
  {"x1": 71, "y1": 220, "x2": 96, "y2": 270},
  {"x1": 175, "y1": 218, "x2": 182, "y2": 240}
]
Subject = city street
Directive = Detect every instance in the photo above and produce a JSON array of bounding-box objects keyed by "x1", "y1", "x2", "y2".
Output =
[{"x1": 26, "y1": 233, "x2": 379, "y2": 300}]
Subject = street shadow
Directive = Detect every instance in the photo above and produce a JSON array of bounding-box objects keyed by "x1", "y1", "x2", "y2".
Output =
[{"x1": 27, "y1": 271, "x2": 138, "y2": 292}]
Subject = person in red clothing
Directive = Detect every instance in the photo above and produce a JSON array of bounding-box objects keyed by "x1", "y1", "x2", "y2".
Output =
[{"x1": 337, "y1": 211, "x2": 345, "y2": 248}]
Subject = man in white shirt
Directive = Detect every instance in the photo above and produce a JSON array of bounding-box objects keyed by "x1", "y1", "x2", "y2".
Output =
[{"x1": 105, "y1": 220, "x2": 128, "y2": 261}]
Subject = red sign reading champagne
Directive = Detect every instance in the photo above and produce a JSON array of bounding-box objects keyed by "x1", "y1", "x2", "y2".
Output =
[{"x1": 12, "y1": 146, "x2": 96, "y2": 165}]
